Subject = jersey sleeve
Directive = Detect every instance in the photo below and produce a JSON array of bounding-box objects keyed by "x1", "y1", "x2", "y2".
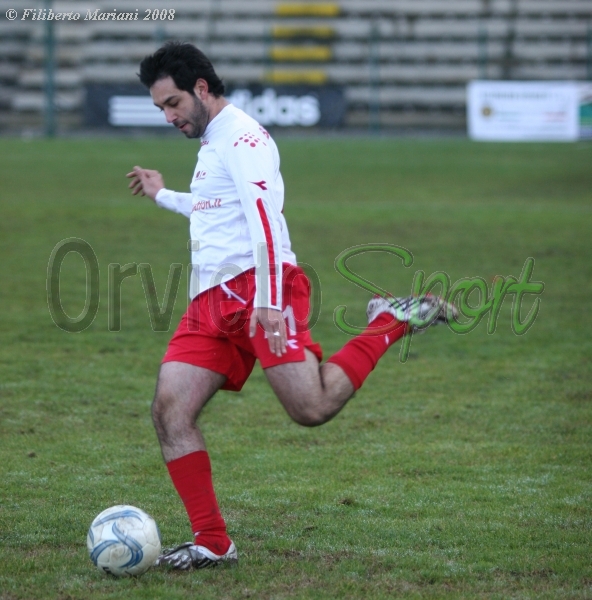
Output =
[
  {"x1": 155, "y1": 189, "x2": 193, "y2": 219},
  {"x1": 224, "y1": 130, "x2": 283, "y2": 311}
]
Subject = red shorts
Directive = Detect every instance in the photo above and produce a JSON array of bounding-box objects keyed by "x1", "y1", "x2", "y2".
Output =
[{"x1": 162, "y1": 264, "x2": 323, "y2": 391}]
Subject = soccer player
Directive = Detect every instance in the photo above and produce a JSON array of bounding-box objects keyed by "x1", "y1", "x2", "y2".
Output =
[{"x1": 127, "y1": 42, "x2": 456, "y2": 570}]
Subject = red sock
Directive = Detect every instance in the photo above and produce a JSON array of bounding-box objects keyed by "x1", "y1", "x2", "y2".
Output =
[
  {"x1": 166, "y1": 450, "x2": 231, "y2": 556},
  {"x1": 327, "y1": 313, "x2": 408, "y2": 390}
]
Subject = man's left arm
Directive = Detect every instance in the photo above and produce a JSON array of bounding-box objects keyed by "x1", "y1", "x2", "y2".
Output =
[{"x1": 224, "y1": 133, "x2": 286, "y2": 356}]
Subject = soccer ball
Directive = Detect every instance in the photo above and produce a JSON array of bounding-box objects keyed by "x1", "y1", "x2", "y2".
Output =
[{"x1": 87, "y1": 505, "x2": 161, "y2": 576}]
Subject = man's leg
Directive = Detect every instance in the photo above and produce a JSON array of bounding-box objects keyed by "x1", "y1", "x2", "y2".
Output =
[
  {"x1": 265, "y1": 350, "x2": 354, "y2": 426},
  {"x1": 152, "y1": 361, "x2": 224, "y2": 461},
  {"x1": 152, "y1": 361, "x2": 234, "y2": 560},
  {"x1": 265, "y1": 311, "x2": 410, "y2": 426},
  {"x1": 264, "y1": 287, "x2": 458, "y2": 424}
]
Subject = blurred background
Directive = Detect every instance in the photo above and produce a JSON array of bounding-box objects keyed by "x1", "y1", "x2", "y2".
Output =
[{"x1": 1, "y1": 0, "x2": 590, "y2": 137}]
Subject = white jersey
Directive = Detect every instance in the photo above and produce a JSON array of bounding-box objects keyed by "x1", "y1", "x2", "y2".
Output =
[{"x1": 155, "y1": 103, "x2": 296, "y2": 310}]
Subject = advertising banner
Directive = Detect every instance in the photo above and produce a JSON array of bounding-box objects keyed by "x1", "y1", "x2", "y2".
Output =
[
  {"x1": 467, "y1": 81, "x2": 581, "y2": 141},
  {"x1": 579, "y1": 83, "x2": 592, "y2": 140},
  {"x1": 84, "y1": 84, "x2": 345, "y2": 128}
]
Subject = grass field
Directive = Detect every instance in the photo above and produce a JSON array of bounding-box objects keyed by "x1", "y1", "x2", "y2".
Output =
[{"x1": 0, "y1": 136, "x2": 591, "y2": 600}]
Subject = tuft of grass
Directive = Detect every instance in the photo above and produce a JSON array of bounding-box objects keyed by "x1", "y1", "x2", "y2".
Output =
[{"x1": 0, "y1": 137, "x2": 591, "y2": 599}]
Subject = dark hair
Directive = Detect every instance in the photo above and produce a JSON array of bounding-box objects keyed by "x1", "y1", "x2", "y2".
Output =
[{"x1": 139, "y1": 41, "x2": 225, "y2": 97}]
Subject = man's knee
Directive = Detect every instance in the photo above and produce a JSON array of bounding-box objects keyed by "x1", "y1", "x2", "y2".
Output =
[
  {"x1": 152, "y1": 362, "x2": 225, "y2": 430},
  {"x1": 151, "y1": 381, "x2": 194, "y2": 432},
  {"x1": 151, "y1": 388, "x2": 169, "y2": 425},
  {"x1": 287, "y1": 404, "x2": 333, "y2": 427},
  {"x1": 151, "y1": 386, "x2": 176, "y2": 437}
]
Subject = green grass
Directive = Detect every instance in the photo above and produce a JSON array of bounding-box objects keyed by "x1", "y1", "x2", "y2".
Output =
[{"x1": 0, "y1": 136, "x2": 591, "y2": 599}]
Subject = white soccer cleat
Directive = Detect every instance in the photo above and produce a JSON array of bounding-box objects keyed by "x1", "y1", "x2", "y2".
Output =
[
  {"x1": 154, "y1": 540, "x2": 238, "y2": 570},
  {"x1": 367, "y1": 294, "x2": 458, "y2": 331}
]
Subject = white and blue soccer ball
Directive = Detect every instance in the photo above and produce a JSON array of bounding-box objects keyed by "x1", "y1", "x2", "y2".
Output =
[{"x1": 87, "y1": 505, "x2": 161, "y2": 576}]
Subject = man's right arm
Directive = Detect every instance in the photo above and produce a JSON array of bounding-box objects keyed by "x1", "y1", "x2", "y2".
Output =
[
  {"x1": 126, "y1": 165, "x2": 193, "y2": 218},
  {"x1": 154, "y1": 189, "x2": 193, "y2": 218}
]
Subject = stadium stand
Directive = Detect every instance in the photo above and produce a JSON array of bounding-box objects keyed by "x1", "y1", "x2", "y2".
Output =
[{"x1": 0, "y1": 0, "x2": 590, "y2": 131}]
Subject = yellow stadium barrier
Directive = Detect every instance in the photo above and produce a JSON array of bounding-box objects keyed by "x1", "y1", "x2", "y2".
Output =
[
  {"x1": 276, "y1": 4, "x2": 340, "y2": 17},
  {"x1": 272, "y1": 26, "x2": 335, "y2": 39},
  {"x1": 264, "y1": 70, "x2": 329, "y2": 84},
  {"x1": 270, "y1": 46, "x2": 332, "y2": 61}
]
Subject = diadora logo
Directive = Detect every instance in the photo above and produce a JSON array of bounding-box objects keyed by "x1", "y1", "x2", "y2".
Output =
[
  {"x1": 201, "y1": 140, "x2": 209, "y2": 146},
  {"x1": 250, "y1": 180, "x2": 267, "y2": 190},
  {"x1": 194, "y1": 171, "x2": 207, "y2": 181},
  {"x1": 233, "y1": 132, "x2": 266, "y2": 148}
]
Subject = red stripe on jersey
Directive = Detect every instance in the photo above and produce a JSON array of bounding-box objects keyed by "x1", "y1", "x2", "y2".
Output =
[{"x1": 256, "y1": 198, "x2": 278, "y2": 307}]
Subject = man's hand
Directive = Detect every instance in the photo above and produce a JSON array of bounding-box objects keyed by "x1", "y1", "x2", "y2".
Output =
[
  {"x1": 249, "y1": 307, "x2": 287, "y2": 357},
  {"x1": 126, "y1": 166, "x2": 165, "y2": 201}
]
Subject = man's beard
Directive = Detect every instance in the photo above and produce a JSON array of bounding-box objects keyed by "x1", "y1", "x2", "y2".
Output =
[{"x1": 179, "y1": 95, "x2": 209, "y2": 139}]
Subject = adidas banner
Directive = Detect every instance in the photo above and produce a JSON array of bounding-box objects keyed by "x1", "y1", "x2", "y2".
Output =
[{"x1": 84, "y1": 84, "x2": 345, "y2": 129}]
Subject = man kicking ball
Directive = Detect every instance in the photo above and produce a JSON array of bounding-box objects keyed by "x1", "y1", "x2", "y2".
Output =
[{"x1": 127, "y1": 41, "x2": 456, "y2": 570}]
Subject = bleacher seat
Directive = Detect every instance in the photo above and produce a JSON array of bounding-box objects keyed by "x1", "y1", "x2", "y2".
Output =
[{"x1": 1, "y1": 0, "x2": 589, "y2": 131}]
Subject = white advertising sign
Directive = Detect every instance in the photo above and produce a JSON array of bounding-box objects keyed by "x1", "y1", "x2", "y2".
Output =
[
  {"x1": 108, "y1": 96, "x2": 171, "y2": 126},
  {"x1": 467, "y1": 81, "x2": 580, "y2": 141}
]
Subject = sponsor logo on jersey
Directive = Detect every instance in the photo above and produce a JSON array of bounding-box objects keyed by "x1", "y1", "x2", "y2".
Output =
[
  {"x1": 194, "y1": 170, "x2": 207, "y2": 181},
  {"x1": 192, "y1": 198, "x2": 222, "y2": 212},
  {"x1": 201, "y1": 140, "x2": 209, "y2": 146}
]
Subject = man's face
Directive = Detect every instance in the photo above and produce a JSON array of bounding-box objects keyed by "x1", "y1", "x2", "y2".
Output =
[{"x1": 150, "y1": 76, "x2": 209, "y2": 138}]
